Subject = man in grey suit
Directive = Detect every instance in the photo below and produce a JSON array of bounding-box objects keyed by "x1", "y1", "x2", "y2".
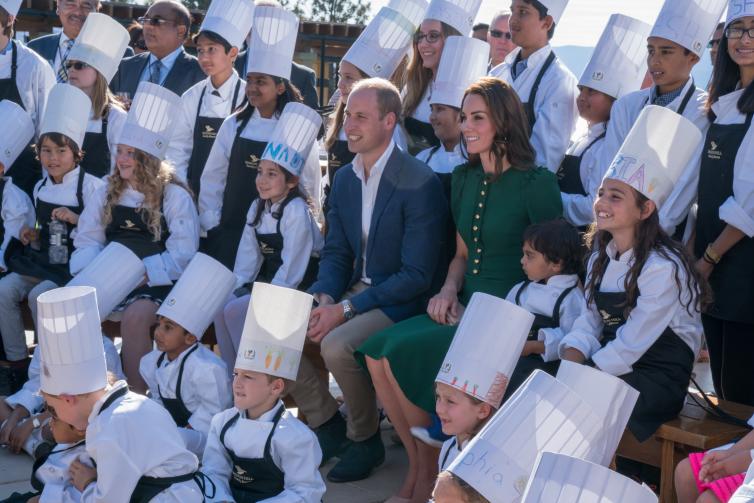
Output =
[
  {"x1": 234, "y1": 50, "x2": 319, "y2": 109},
  {"x1": 109, "y1": 0, "x2": 205, "y2": 98},
  {"x1": 27, "y1": 0, "x2": 134, "y2": 82}
]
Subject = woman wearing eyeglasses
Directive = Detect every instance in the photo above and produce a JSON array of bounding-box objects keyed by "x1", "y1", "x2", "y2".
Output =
[
  {"x1": 400, "y1": 0, "x2": 481, "y2": 155},
  {"x1": 692, "y1": 5, "x2": 754, "y2": 407},
  {"x1": 487, "y1": 10, "x2": 516, "y2": 71}
]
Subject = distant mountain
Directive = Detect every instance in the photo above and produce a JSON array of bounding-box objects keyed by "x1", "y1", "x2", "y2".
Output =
[{"x1": 553, "y1": 45, "x2": 713, "y2": 90}]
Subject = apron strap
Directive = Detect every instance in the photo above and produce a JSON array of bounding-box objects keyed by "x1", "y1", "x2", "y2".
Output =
[
  {"x1": 262, "y1": 405, "x2": 286, "y2": 457},
  {"x1": 439, "y1": 437, "x2": 456, "y2": 470},
  {"x1": 677, "y1": 80, "x2": 696, "y2": 116},
  {"x1": 219, "y1": 411, "x2": 241, "y2": 447},
  {"x1": 97, "y1": 386, "x2": 128, "y2": 417},
  {"x1": 425, "y1": 144, "x2": 442, "y2": 164},
  {"x1": 156, "y1": 343, "x2": 200, "y2": 404},
  {"x1": 577, "y1": 131, "x2": 606, "y2": 162},
  {"x1": 231, "y1": 79, "x2": 243, "y2": 110},
  {"x1": 272, "y1": 192, "x2": 300, "y2": 234},
  {"x1": 551, "y1": 284, "x2": 578, "y2": 326},
  {"x1": 514, "y1": 280, "x2": 531, "y2": 307},
  {"x1": 10, "y1": 40, "x2": 17, "y2": 79},
  {"x1": 526, "y1": 51, "x2": 557, "y2": 132},
  {"x1": 75, "y1": 166, "x2": 85, "y2": 209}
]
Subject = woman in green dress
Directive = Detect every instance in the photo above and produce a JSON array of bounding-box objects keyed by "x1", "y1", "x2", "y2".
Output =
[{"x1": 356, "y1": 77, "x2": 563, "y2": 503}]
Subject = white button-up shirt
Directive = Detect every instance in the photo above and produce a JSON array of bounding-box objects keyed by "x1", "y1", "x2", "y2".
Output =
[{"x1": 0, "y1": 177, "x2": 34, "y2": 271}]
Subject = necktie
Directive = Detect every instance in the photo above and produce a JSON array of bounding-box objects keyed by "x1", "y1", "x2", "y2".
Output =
[
  {"x1": 56, "y1": 38, "x2": 75, "y2": 83},
  {"x1": 148, "y1": 60, "x2": 163, "y2": 84}
]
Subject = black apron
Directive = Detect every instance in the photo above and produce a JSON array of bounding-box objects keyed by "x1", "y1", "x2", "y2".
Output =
[
  {"x1": 0, "y1": 178, "x2": 5, "y2": 280},
  {"x1": 5, "y1": 169, "x2": 85, "y2": 285},
  {"x1": 556, "y1": 131, "x2": 606, "y2": 196},
  {"x1": 220, "y1": 405, "x2": 286, "y2": 503},
  {"x1": 505, "y1": 281, "x2": 578, "y2": 398},
  {"x1": 404, "y1": 116, "x2": 439, "y2": 155},
  {"x1": 0, "y1": 41, "x2": 43, "y2": 198},
  {"x1": 201, "y1": 114, "x2": 265, "y2": 270},
  {"x1": 253, "y1": 194, "x2": 319, "y2": 290},
  {"x1": 80, "y1": 112, "x2": 111, "y2": 178},
  {"x1": 522, "y1": 51, "x2": 557, "y2": 135},
  {"x1": 186, "y1": 81, "x2": 243, "y2": 197},
  {"x1": 156, "y1": 343, "x2": 200, "y2": 428},
  {"x1": 592, "y1": 282, "x2": 694, "y2": 442},
  {"x1": 694, "y1": 112, "x2": 754, "y2": 323}
]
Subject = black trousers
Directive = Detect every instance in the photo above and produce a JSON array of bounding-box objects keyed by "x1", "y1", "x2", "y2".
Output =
[{"x1": 703, "y1": 313, "x2": 754, "y2": 405}]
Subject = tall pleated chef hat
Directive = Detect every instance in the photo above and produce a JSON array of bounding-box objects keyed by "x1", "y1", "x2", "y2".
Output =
[
  {"x1": 245, "y1": 5, "x2": 299, "y2": 80},
  {"x1": 0, "y1": 100, "x2": 34, "y2": 168},
  {"x1": 261, "y1": 102, "x2": 322, "y2": 177},
  {"x1": 431, "y1": 36, "x2": 489, "y2": 109},
  {"x1": 578, "y1": 14, "x2": 652, "y2": 100},
  {"x1": 603, "y1": 105, "x2": 702, "y2": 209},
  {"x1": 343, "y1": 7, "x2": 416, "y2": 79},
  {"x1": 446, "y1": 371, "x2": 604, "y2": 503},
  {"x1": 40, "y1": 84, "x2": 92, "y2": 151},
  {"x1": 423, "y1": 0, "x2": 482, "y2": 36},
  {"x1": 0, "y1": 0, "x2": 22, "y2": 17},
  {"x1": 727, "y1": 0, "x2": 754, "y2": 27},
  {"x1": 67, "y1": 242, "x2": 146, "y2": 319},
  {"x1": 387, "y1": 0, "x2": 429, "y2": 29},
  {"x1": 199, "y1": 0, "x2": 255, "y2": 49},
  {"x1": 650, "y1": 0, "x2": 727, "y2": 57},
  {"x1": 68, "y1": 13, "x2": 130, "y2": 83},
  {"x1": 521, "y1": 452, "x2": 658, "y2": 503},
  {"x1": 435, "y1": 293, "x2": 533, "y2": 408},
  {"x1": 235, "y1": 282, "x2": 313, "y2": 380},
  {"x1": 117, "y1": 81, "x2": 180, "y2": 160},
  {"x1": 556, "y1": 362, "x2": 639, "y2": 466},
  {"x1": 157, "y1": 253, "x2": 236, "y2": 339},
  {"x1": 37, "y1": 286, "x2": 108, "y2": 396},
  {"x1": 536, "y1": 0, "x2": 570, "y2": 25}
]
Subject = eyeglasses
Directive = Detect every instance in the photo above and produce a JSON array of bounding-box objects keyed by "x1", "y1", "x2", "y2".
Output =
[
  {"x1": 59, "y1": 0, "x2": 97, "y2": 12},
  {"x1": 64, "y1": 61, "x2": 90, "y2": 70},
  {"x1": 725, "y1": 27, "x2": 754, "y2": 40},
  {"x1": 489, "y1": 29, "x2": 512, "y2": 40},
  {"x1": 414, "y1": 31, "x2": 443, "y2": 44},
  {"x1": 137, "y1": 16, "x2": 177, "y2": 27},
  {"x1": 707, "y1": 38, "x2": 721, "y2": 48}
]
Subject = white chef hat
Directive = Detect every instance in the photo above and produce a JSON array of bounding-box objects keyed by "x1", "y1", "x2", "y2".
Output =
[
  {"x1": 556, "y1": 361, "x2": 639, "y2": 466},
  {"x1": 0, "y1": 0, "x2": 22, "y2": 17},
  {"x1": 0, "y1": 100, "x2": 34, "y2": 168},
  {"x1": 235, "y1": 282, "x2": 313, "y2": 380},
  {"x1": 157, "y1": 253, "x2": 236, "y2": 338},
  {"x1": 431, "y1": 36, "x2": 489, "y2": 109},
  {"x1": 726, "y1": 0, "x2": 754, "y2": 27},
  {"x1": 447, "y1": 371, "x2": 604, "y2": 503},
  {"x1": 40, "y1": 84, "x2": 92, "y2": 150},
  {"x1": 423, "y1": 0, "x2": 482, "y2": 36},
  {"x1": 650, "y1": 0, "x2": 728, "y2": 56},
  {"x1": 199, "y1": 0, "x2": 255, "y2": 49},
  {"x1": 245, "y1": 5, "x2": 299, "y2": 80},
  {"x1": 117, "y1": 82, "x2": 180, "y2": 160},
  {"x1": 68, "y1": 13, "x2": 130, "y2": 83},
  {"x1": 343, "y1": 7, "x2": 416, "y2": 79},
  {"x1": 261, "y1": 102, "x2": 322, "y2": 177},
  {"x1": 436, "y1": 293, "x2": 533, "y2": 408},
  {"x1": 603, "y1": 105, "x2": 702, "y2": 209},
  {"x1": 387, "y1": 0, "x2": 429, "y2": 29},
  {"x1": 578, "y1": 14, "x2": 652, "y2": 100},
  {"x1": 537, "y1": 0, "x2": 570, "y2": 25},
  {"x1": 521, "y1": 452, "x2": 658, "y2": 503},
  {"x1": 37, "y1": 286, "x2": 108, "y2": 396},
  {"x1": 67, "y1": 242, "x2": 146, "y2": 319}
]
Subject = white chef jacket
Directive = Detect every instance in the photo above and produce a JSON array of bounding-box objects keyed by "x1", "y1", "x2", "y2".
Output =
[
  {"x1": 0, "y1": 40, "x2": 55, "y2": 134},
  {"x1": 202, "y1": 402, "x2": 326, "y2": 503},
  {"x1": 199, "y1": 108, "x2": 323, "y2": 232},
  {"x1": 0, "y1": 176, "x2": 34, "y2": 271},
  {"x1": 233, "y1": 196, "x2": 323, "y2": 290},
  {"x1": 35, "y1": 441, "x2": 90, "y2": 503},
  {"x1": 166, "y1": 72, "x2": 246, "y2": 181},
  {"x1": 139, "y1": 344, "x2": 232, "y2": 457},
  {"x1": 81, "y1": 381, "x2": 203, "y2": 503},
  {"x1": 489, "y1": 45, "x2": 579, "y2": 174},
  {"x1": 86, "y1": 105, "x2": 127, "y2": 175},
  {"x1": 71, "y1": 183, "x2": 200, "y2": 285},
  {"x1": 560, "y1": 122, "x2": 607, "y2": 227},
  {"x1": 438, "y1": 437, "x2": 467, "y2": 472},
  {"x1": 559, "y1": 240, "x2": 703, "y2": 376},
  {"x1": 416, "y1": 143, "x2": 465, "y2": 174},
  {"x1": 505, "y1": 274, "x2": 587, "y2": 362}
]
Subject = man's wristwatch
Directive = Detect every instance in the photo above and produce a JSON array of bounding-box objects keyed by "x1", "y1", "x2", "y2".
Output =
[
  {"x1": 31, "y1": 416, "x2": 42, "y2": 429},
  {"x1": 341, "y1": 300, "x2": 356, "y2": 321}
]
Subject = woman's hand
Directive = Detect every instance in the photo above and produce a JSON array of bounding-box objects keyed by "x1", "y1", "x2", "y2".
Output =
[
  {"x1": 699, "y1": 448, "x2": 751, "y2": 483},
  {"x1": 694, "y1": 258, "x2": 714, "y2": 281},
  {"x1": 51, "y1": 207, "x2": 79, "y2": 225},
  {"x1": 427, "y1": 286, "x2": 460, "y2": 325}
]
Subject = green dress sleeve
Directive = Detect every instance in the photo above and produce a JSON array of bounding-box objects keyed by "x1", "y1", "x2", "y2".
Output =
[
  {"x1": 450, "y1": 162, "x2": 472, "y2": 224},
  {"x1": 524, "y1": 167, "x2": 564, "y2": 223}
]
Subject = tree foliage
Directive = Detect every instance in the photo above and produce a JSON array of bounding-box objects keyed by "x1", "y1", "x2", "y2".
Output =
[{"x1": 310, "y1": 0, "x2": 369, "y2": 24}]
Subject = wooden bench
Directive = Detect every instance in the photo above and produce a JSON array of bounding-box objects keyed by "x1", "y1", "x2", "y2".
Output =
[{"x1": 616, "y1": 392, "x2": 754, "y2": 503}]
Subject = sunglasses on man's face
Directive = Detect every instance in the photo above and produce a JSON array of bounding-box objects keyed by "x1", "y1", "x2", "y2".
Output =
[
  {"x1": 489, "y1": 29, "x2": 512, "y2": 40},
  {"x1": 64, "y1": 61, "x2": 90, "y2": 71},
  {"x1": 137, "y1": 16, "x2": 177, "y2": 27}
]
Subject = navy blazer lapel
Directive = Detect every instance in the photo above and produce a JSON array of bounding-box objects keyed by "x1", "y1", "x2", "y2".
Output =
[
  {"x1": 46, "y1": 35, "x2": 61, "y2": 65},
  {"x1": 127, "y1": 54, "x2": 149, "y2": 95},
  {"x1": 162, "y1": 50, "x2": 186, "y2": 92},
  {"x1": 365, "y1": 147, "x2": 401, "y2": 259},
  {"x1": 344, "y1": 169, "x2": 363, "y2": 258}
]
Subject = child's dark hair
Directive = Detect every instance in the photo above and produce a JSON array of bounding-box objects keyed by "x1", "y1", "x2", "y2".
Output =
[
  {"x1": 584, "y1": 190, "x2": 712, "y2": 317},
  {"x1": 250, "y1": 167, "x2": 308, "y2": 227},
  {"x1": 523, "y1": 219, "x2": 583, "y2": 276},
  {"x1": 192, "y1": 30, "x2": 232, "y2": 53},
  {"x1": 35, "y1": 133, "x2": 84, "y2": 164},
  {"x1": 236, "y1": 75, "x2": 303, "y2": 121},
  {"x1": 523, "y1": 0, "x2": 556, "y2": 39}
]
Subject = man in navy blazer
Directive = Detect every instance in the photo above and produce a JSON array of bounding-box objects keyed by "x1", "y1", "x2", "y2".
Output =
[
  {"x1": 27, "y1": 0, "x2": 133, "y2": 80},
  {"x1": 109, "y1": 0, "x2": 204, "y2": 98},
  {"x1": 290, "y1": 78, "x2": 447, "y2": 483}
]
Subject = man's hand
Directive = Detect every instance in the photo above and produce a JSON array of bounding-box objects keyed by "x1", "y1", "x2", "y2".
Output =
[
  {"x1": 307, "y1": 304, "x2": 345, "y2": 343},
  {"x1": 9, "y1": 417, "x2": 34, "y2": 453},
  {"x1": 69, "y1": 460, "x2": 97, "y2": 491}
]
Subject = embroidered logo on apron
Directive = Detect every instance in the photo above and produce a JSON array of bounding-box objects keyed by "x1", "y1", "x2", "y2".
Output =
[
  {"x1": 707, "y1": 140, "x2": 722, "y2": 160},
  {"x1": 245, "y1": 154, "x2": 260, "y2": 169},
  {"x1": 233, "y1": 464, "x2": 255, "y2": 484},
  {"x1": 120, "y1": 219, "x2": 138, "y2": 230},
  {"x1": 201, "y1": 125, "x2": 217, "y2": 140}
]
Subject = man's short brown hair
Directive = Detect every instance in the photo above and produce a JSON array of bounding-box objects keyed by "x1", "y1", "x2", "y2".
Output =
[{"x1": 350, "y1": 77, "x2": 402, "y2": 121}]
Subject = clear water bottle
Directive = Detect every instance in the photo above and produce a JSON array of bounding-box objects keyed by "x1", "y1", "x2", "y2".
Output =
[{"x1": 48, "y1": 219, "x2": 68, "y2": 265}]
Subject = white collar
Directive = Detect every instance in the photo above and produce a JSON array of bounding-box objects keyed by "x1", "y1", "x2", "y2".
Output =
[
  {"x1": 87, "y1": 380, "x2": 129, "y2": 423},
  {"x1": 606, "y1": 240, "x2": 635, "y2": 265},
  {"x1": 240, "y1": 399, "x2": 285, "y2": 422},
  {"x1": 46, "y1": 166, "x2": 81, "y2": 185},
  {"x1": 352, "y1": 140, "x2": 395, "y2": 181},
  {"x1": 160, "y1": 342, "x2": 199, "y2": 366},
  {"x1": 712, "y1": 88, "x2": 745, "y2": 116},
  {"x1": 207, "y1": 71, "x2": 240, "y2": 99},
  {"x1": 148, "y1": 46, "x2": 183, "y2": 66},
  {"x1": 59, "y1": 31, "x2": 74, "y2": 48},
  {"x1": 504, "y1": 44, "x2": 552, "y2": 67},
  {"x1": 544, "y1": 274, "x2": 580, "y2": 287},
  {"x1": 587, "y1": 121, "x2": 607, "y2": 138}
]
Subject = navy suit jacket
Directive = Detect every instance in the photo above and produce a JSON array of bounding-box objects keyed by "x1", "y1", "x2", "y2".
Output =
[
  {"x1": 234, "y1": 51, "x2": 319, "y2": 109},
  {"x1": 310, "y1": 145, "x2": 448, "y2": 322},
  {"x1": 109, "y1": 49, "x2": 205, "y2": 97},
  {"x1": 27, "y1": 32, "x2": 134, "y2": 66}
]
